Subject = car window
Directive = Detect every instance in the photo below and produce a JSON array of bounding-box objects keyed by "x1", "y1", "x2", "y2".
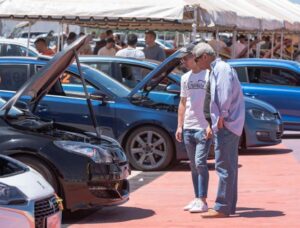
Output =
[
  {"x1": 117, "y1": 63, "x2": 151, "y2": 88},
  {"x1": 5, "y1": 44, "x2": 25, "y2": 56},
  {"x1": 59, "y1": 71, "x2": 98, "y2": 98},
  {"x1": 234, "y1": 67, "x2": 248, "y2": 82},
  {"x1": 18, "y1": 45, "x2": 37, "y2": 57},
  {"x1": 87, "y1": 62, "x2": 111, "y2": 75},
  {"x1": 248, "y1": 67, "x2": 300, "y2": 86},
  {"x1": 0, "y1": 64, "x2": 29, "y2": 91}
]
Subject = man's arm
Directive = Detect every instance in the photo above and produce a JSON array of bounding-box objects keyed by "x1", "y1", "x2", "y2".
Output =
[
  {"x1": 215, "y1": 64, "x2": 234, "y2": 127},
  {"x1": 176, "y1": 97, "x2": 186, "y2": 142}
]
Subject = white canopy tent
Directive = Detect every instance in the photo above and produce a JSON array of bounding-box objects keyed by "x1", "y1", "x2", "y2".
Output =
[{"x1": 0, "y1": 0, "x2": 300, "y2": 33}]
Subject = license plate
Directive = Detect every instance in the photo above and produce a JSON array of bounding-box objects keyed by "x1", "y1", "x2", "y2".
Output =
[{"x1": 47, "y1": 212, "x2": 61, "y2": 228}]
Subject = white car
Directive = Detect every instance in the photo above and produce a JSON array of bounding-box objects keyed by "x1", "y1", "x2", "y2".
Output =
[
  {"x1": 137, "y1": 38, "x2": 174, "y2": 50},
  {"x1": 0, "y1": 155, "x2": 62, "y2": 228},
  {"x1": 0, "y1": 38, "x2": 39, "y2": 57}
]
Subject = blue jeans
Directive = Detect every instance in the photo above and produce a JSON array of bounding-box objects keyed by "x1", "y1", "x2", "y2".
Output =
[
  {"x1": 214, "y1": 127, "x2": 240, "y2": 215},
  {"x1": 183, "y1": 129, "x2": 212, "y2": 198}
]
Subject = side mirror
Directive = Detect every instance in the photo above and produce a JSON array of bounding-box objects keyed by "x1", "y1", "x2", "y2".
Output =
[
  {"x1": 89, "y1": 91, "x2": 107, "y2": 102},
  {"x1": 166, "y1": 84, "x2": 180, "y2": 94},
  {"x1": 15, "y1": 101, "x2": 29, "y2": 111}
]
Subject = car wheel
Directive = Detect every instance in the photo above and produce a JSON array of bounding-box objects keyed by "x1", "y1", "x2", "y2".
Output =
[
  {"x1": 13, "y1": 155, "x2": 59, "y2": 193},
  {"x1": 125, "y1": 126, "x2": 174, "y2": 171}
]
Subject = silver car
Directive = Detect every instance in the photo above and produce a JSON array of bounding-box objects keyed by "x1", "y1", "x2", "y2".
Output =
[{"x1": 0, "y1": 155, "x2": 62, "y2": 228}]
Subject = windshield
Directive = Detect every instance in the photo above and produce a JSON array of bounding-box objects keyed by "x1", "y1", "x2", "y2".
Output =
[
  {"x1": 81, "y1": 66, "x2": 131, "y2": 97},
  {"x1": 0, "y1": 98, "x2": 23, "y2": 117},
  {"x1": 157, "y1": 39, "x2": 174, "y2": 49}
]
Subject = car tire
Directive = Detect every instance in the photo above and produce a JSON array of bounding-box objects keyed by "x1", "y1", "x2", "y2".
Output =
[
  {"x1": 13, "y1": 155, "x2": 59, "y2": 193},
  {"x1": 125, "y1": 126, "x2": 174, "y2": 171}
]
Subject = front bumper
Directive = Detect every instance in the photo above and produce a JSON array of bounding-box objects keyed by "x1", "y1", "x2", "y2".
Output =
[
  {"x1": 0, "y1": 194, "x2": 62, "y2": 228},
  {"x1": 245, "y1": 117, "x2": 283, "y2": 147},
  {"x1": 63, "y1": 161, "x2": 130, "y2": 211}
]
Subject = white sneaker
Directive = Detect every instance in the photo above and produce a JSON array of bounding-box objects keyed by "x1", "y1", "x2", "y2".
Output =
[
  {"x1": 189, "y1": 199, "x2": 208, "y2": 213},
  {"x1": 183, "y1": 199, "x2": 197, "y2": 211}
]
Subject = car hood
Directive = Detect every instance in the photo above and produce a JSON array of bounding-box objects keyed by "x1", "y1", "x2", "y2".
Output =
[
  {"x1": 0, "y1": 156, "x2": 54, "y2": 200},
  {"x1": 0, "y1": 36, "x2": 90, "y2": 114},
  {"x1": 244, "y1": 96, "x2": 277, "y2": 113},
  {"x1": 128, "y1": 48, "x2": 188, "y2": 98}
]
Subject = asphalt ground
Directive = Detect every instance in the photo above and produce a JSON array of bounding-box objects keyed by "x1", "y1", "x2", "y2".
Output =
[{"x1": 63, "y1": 134, "x2": 300, "y2": 228}]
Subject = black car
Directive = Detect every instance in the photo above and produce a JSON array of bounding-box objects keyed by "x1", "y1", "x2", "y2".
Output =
[{"x1": 0, "y1": 36, "x2": 130, "y2": 211}]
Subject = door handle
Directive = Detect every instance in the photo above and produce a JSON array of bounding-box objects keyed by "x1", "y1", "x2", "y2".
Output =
[
  {"x1": 244, "y1": 92, "x2": 257, "y2": 98},
  {"x1": 37, "y1": 104, "x2": 48, "y2": 112}
]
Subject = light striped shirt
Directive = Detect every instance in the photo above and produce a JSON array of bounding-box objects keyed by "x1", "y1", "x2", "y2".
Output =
[{"x1": 210, "y1": 58, "x2": 245, "y2": 136}]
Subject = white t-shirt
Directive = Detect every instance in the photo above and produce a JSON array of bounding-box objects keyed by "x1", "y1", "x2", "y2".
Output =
[
  {"x1": 116, "y1": 47, "x2": 145, "y2": 59},
  {"x1": 180, "y1": 70, "x2": 209, "y2": 130},
  {"x1": 97, "y1": 46, "x2": 116, "y2": 56}
]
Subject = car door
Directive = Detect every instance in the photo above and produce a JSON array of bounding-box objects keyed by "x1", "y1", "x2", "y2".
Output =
[
  {"x1": 234, "y1": 65, "x2": 300, "y2": 130},
  {"x1": 37, "y1": 69, "x2": 117, "y2": 139},
  {"x1": 0, "y1": 63, "x2": 30, "y2": 101}
]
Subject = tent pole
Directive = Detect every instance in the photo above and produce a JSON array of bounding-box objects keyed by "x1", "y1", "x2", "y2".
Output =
[
  {"x1": 57, "y1": 23, "x2": 61, "y2": 53},
  {"x1": 192, "y1": 6, "x2": 198, "y2": 42},
  {"x1": 176, "y1": 31, "x2": 179, "y2": 48},
  {"x1": 61, "y1": 23, "x2": 64, "y2": 50},
  {"x1": 231, "y1": 30, "x2": 237, "y2": 59},
  {"x1": 271, "y1": 32, "x2": 274, "y2": 59},
  {"x1": 256, "y1": 31, "x2": 262, "y2": 58},
  {"x1": 247, "y1": 33, "x2": 250, "y2": 58},
  {"x1": 280, "y1": 30, "x2": 284, "y2": 59},
  {"x1": 216, "y1": 27, "x2": 219, "y2": 57},
  {"x1": 26, "y1": 21, "x2": 32, "y2": 57}
]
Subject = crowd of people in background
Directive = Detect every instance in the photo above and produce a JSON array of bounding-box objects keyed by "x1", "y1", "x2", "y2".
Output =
[
  {"x1": 208, "y1": 32, "x2": 300, "y2": 62},
  {"x1": 33, "y1": 28, "x2": 300, "y2": 63}
]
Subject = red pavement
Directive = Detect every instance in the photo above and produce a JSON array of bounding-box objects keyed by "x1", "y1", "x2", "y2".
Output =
[{"x1": 69, "y1": 143, "x2": 300, "y2": 228}]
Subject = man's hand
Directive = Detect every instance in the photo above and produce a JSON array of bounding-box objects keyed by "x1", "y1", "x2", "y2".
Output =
[
  {"x1": 175, "y1": 127, "x2": 183, "y2": 142},
  {"x1": 205, "y1": 126, "x2": 213, "y2": 139},
  {"x1": 218, "y1": 117, "x2": 224, "y2": 129}
]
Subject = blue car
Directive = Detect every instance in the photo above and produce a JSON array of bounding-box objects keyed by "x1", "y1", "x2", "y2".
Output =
[
  {"x1": 0, "y1": 52, "x2": 282, "y2": 171},
  {"x1": 227, "y1": 59, "x2": 300, "y2": 131},
  {"x1": 81, "y1": 56, "x2": 300, "y2": 131}
]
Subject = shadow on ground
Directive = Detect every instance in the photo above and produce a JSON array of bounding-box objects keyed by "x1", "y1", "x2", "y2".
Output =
[
  {"x1": 235, "y1": 207, "x2": 285, "y2": 218},
  {"x1": 282, "y1": 133, "x2": 300, "y2": 139},
  {"x1": 63, "y1": 206, "x2": 155, "y2": 225},
  {"x1": 240, "y1": 148, "x2": 292, "y2": 156}
]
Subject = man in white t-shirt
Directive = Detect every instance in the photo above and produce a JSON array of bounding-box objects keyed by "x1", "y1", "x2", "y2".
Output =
[
  {"x1": 116, "y1": 33, "x2": 145, "y2": 59},
  {"x1": 175, "y1": 44, "x2": 212, "y2": 213}
]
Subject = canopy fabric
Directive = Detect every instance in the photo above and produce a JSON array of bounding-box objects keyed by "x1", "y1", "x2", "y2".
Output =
[
  {"x1": 0, "y1": 0, "x2": 198, "y2": 31},
  {"x1": 197, "y1": 0, "x2": 290, "y2": 31},
  {"x1": 0, "y1": 0, "x2": 300, "y2": 32}
]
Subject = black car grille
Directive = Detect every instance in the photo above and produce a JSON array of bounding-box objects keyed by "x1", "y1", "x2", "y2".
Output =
[
  {"x1": 276, "y1": 132, "x2": 282, "y2": 140},
  {"x1": 34, "y1": 195, "x2": 60, "y2": 228},
  {"x1": 89, "y1": 180, "x2": 129, "y2": 199}
]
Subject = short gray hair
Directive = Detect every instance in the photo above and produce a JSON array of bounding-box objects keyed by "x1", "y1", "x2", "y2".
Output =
[{"x1": 192, "y1": 42, "x2": 215, "y2": 58}]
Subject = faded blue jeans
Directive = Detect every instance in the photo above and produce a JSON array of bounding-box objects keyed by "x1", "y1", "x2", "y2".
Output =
[
  {"x1": 183, "y1": 129, "x2": 212, "y2": 198},
  {"x1": 214, "y1": 127, "x2": 240, "y2": 215}
]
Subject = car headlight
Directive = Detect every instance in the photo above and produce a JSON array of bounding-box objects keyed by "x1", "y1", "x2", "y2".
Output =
[
  {"x1": 0, "y1": 183, "x2": 27, "y2": 205},
  {"x1": 54, "y1": 141, "x2": 113, "y2": 163},
  {"x1": 249, "y1": 109, "x2": 276, "y2": 121}
]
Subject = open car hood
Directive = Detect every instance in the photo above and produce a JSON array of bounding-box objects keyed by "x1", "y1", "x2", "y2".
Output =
[
  {"x1": 128, "y1": 48, "x2": 188, "y2": 98},
  {"x1": 0, "y1": 36, "x2": 90, "y2": 114}
]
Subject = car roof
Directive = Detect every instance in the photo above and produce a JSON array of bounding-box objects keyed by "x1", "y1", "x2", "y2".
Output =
[
  {"x1": 0, "y1": 56, "x2": 92, "y2": 72},
  {"x1": 79, "y1": 55, "x2": 160, "y2": 66},
  {"x1": 227, "y1": 58, "x2": 300, "y2": 71}
]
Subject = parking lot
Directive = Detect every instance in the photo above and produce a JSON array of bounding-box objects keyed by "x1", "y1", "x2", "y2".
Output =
[{"x1": 62, "y1": 133, "x2": 300, "y2": 228}]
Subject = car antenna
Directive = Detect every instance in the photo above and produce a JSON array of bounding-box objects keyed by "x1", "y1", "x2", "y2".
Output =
[{"x1": 73, "y1": 50, "x2": 102, "y2": 139}]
